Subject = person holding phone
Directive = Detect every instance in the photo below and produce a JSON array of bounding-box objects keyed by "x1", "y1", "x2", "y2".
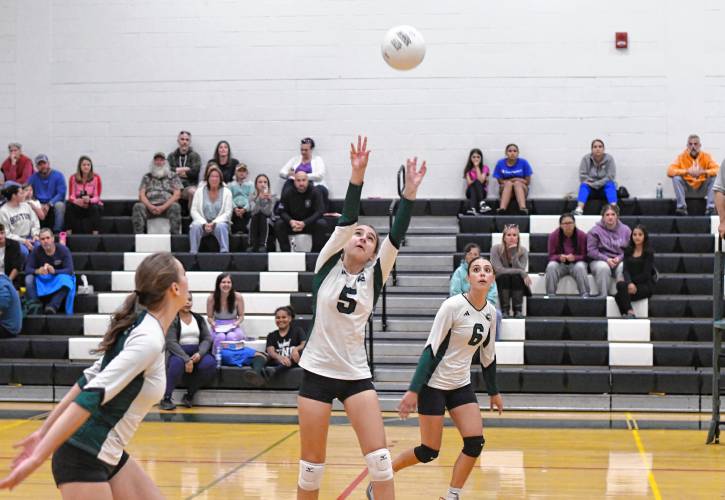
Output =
[{"x1": 247, "y1": 174, "x2": 278, "y2": 252}]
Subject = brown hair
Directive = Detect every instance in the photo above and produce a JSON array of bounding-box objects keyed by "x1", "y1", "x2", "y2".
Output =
[
  {"x1": 205, "y1": 164, "x2": 224, "y2": 185},
  {"x1": 499, "y1": 224, "x2": 522, "y2": 265},
  {"x1": 74, "y1": 155, "x2": 95, "y2": 182},
  {"x1": 94, "y1": 252, "x2": 181, "y2": 353}
]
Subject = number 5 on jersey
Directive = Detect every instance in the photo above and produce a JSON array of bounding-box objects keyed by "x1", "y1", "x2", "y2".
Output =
[
  {"x1": 468, "y1": 323, "x2": 490, "y2": 347},
  {"x1": 337, "y1": 286, "x2": 358, "y2": 314}
]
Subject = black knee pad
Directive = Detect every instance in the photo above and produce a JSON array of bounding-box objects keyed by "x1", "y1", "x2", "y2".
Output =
[
  {"x1": 413, "y1": 444, "x2": 439, "y2": 463},
  {"x1": 461, "y1": 435, "x2": 484, "y2": 458}
]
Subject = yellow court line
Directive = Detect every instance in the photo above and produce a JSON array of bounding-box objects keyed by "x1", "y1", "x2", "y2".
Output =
[{"x1": 625, "y1": 413, "x2": 663, "y2": 500}]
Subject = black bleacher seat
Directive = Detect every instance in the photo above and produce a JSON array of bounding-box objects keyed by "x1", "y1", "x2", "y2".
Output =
[
  {"x1": 101, "y1": 235, "x2": 135, "y2": 252},
  {"x1": 655, "y1": 368, "x2": 700, "y2": 394},
  {"x1": 290, "y1": 293, "x2": 313, "y2": 314},
  {"x1": 650, "y1": 319, "x2": 711, "y2": 342},
  {"x1": 653, "y1": 344, "x2": 697, "y2": 367},
  {"x1": 647, "y1": 296, "x2": 687, "y2": 318},
  {"x1": 526, "y1": 297, "x2": 566, "y2": 316},
  {"x1": 53, "y1": 361, "x2": 87, "y2": 386},
  {"x1": 621, "y1": 216, "x2": 675, "y2": 233},
  {"x1": 568, "y1": 343, "x2": 609, "y2": 366},
  {"x1": 565, "y1": 368, "x2": 611, "y2": 393},
  {"x1": 524, "y1": 342, "x2": 567, "y2": 365},
  {"x1": 520, "y1": 368, "x2": 567, "y2": 393},
  {"x1": 0, "y1": 338, "x2": 29, "y2": 358},
  {"x1": 231, "y1": 254, "x2": 268, "y2": 272},
  {"x1": 525, "y1": 318, "x2": 609, "y2": 341},
  {"x1": 29, "y1": 336, "x2": 69, "y2": 359},
  {"x1": 197, "y1": 254, "x2": 233, "y2": 272},
  {"x1": 458, "y1": 215, "x2": 530, "y2": 234},
  {"x1": 10, "y1": 361, "x2": 54, "y2": 385},
  {"x1": 611, "y1": 369, "x2": 656, "y2": 394},
  {"x1": 0, "y1": 362, "x2": 10, "y2": 384},
  {"x1": 471, "y1": 366, "x2": 522, "y2": 393}
]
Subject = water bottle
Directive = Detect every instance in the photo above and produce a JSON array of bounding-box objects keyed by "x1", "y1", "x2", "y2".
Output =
[
  {"x1": 215, "y1": 349, "x2": 222, "y2": 369},
  {"x1": 656, "y1": 182, "x2": 663, "y2": 200}
]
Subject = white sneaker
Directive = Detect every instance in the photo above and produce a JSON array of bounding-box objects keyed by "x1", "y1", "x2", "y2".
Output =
[
  {"x1": 573, "y1": 207, "x2": 583, "y2": 216},
  {"x1": 479, "y1": 201, "x2": 492, "y2": 213}
]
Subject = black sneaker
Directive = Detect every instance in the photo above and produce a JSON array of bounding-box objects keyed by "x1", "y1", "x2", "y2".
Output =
[
  {"x1": 159, "y1": 397, "x2": 176, "y2": 411},
  {"x1": 675, "y1": 207, "x2": 688, "y2": 216},
  {"x1": 181, "y1": 393, "x2": 193, "y2": 408},
  {"x1": 705, "y1": 207, "x2": 716, "y2": 216},
  {"x1": 242, "y1": 369, "x2": 266, "y2": 387},
  {"x1": 518, "y1": 207, "x2": 529, "y2": 215},
  {"x1": 496, "y1": 207, "x2": 506, "y2": 214}
]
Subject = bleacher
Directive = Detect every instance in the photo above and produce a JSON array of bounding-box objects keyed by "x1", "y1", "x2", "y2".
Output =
[{"x1": 0, "y1": 196, "x2": 722, "y2": 411}]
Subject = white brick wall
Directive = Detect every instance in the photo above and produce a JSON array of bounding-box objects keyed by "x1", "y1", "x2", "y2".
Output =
[{"x1": 5, "y1": 0, "x2": 725, "y2": 199}]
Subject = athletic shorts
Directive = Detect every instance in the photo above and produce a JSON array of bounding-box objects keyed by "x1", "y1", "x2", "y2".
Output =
[
  {"x1": 418, "y1": 383, "x2": 478, "y2": 416},
  {"x1": 298, "y1": 369, "x2": 375, "y2": 404},
  {"x1": 51, "y1": 442, "x2": 129, "y2": 487}
]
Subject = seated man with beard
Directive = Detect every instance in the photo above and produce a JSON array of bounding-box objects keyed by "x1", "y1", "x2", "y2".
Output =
[{"x1": 132, "y1": 152, "x2": 183, "y2": 234}]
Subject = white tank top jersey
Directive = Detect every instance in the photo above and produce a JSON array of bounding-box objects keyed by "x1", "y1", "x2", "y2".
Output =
[
  {"x1": 410, "y1": 294, "x2": 497, "y2": 393},
  {"x1": 299, "y1": 183, "x2": 413, "y2": 381}
]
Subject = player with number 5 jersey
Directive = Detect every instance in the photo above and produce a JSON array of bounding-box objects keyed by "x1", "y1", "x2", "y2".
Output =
[
  {"x1": 382, "y1": 256, "x2": 504, "y2": 500},
  {"x1": 296, "y1": 136, "x2": 426, "y2": 500}
]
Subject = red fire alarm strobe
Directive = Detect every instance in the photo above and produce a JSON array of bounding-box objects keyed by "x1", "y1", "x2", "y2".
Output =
[{"x1": 616, "y1": 32, "x2": 628, "y2": 49}]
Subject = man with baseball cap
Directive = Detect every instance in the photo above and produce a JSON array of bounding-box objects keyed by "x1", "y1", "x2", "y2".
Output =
[
  {"x1": 132, "y1": 152, "x2": 183, "y2": 234},
  {"x1": 28, "y1": 154, "x2": 66, "y2": 233}
]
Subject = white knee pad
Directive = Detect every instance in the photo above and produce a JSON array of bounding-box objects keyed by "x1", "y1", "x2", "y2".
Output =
[
  {"x1": 298, "y1": 460, "x2": 325, "y2": 491},
  {"x1": 364, "y1": 448, "x2": 393, "y2": 482}
]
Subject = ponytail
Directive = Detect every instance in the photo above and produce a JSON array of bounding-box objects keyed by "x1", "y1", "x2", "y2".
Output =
[{"x1": 93, "y1": 292, "x2": 139, "y2": 354}]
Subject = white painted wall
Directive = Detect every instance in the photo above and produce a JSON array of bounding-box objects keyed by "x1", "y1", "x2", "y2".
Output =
[{"x1": 3, "y1": 0, "x2": 725, "y2": 199}]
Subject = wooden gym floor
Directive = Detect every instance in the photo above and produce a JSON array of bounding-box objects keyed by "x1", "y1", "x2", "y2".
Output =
[{"x1": 0, "y1": 404, "x2": 723, "y2": 499}]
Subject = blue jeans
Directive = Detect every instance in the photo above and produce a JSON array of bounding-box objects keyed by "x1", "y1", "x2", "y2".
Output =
[
  {"x1": 577, "y1": 181, "x2": 617, "y2": 204},
  {"x1": 25, "y1": 274, "x2": 69, "y2": 311}
]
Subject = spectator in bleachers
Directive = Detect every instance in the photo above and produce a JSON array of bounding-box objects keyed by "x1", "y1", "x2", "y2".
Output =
[
  {"x1": 574, "y1": 139, "x2": 617, "y2": 216},
  {"x1": 213, "y1": 140, "x2": 240, "y2": 184},
  {"x1": 450, "y1": 242, "x2": 502, "y2": 337},
  {"x1": 247, "y1": 174, "x2": 278, "y2": 252},
  {"x1": 0, "y1": 273, "x2": 21, "y2": 338},
  {"x1": 279, "y1": 137, "x2": 329, "y2": 212},
  {"x1": 66, "y1": 155, "x2": 102, "y2": 235},
  {"x1": 545, "y1": 213, "x2": 590, "y2": 296},
  {"x1": 463, "y1": 148, "x2": 492, "y2": 214},
  {"x1": 491, "y1": 224, "x2": 531, "y2": 317},
  {"x1": 0, "y1": 224, "x2": 23, "y2": 283},
  {"x1": 587, "y1": 204, "x2": 631, "y2": 297},
  {"x1": 493, "y1": 143, "x2": 532, "y2": 215},
  {"x1": 28, "y1": 154, "x2": 66, "y2": 233},
  {"x1": 24, "y1": 228, "x2": 75, "y2": 315},
  {"x1": 244, "y1": 305, "x2": 307, "y2": 387},
  {"x1": 160, "y1": 292, "x2": 216, "y2": 410},
  {"x1": 132, "y1": 152, "x2": 183, "y2": 234},
  {"x1": 229, "y1": 163, "x2": 254, "y2": 234},
  {"x1": 167, "y1": 130, "x2": 202, "y2": 207},
  {"x1": 713, "y1": 165, "x2": 725, "y2": 237},
  {"x1": 23, "y1": 184, "x2": 45, "y2": 223},
  {"x1": 189, "y1": 165, "x2": 233, "y2": 254},
  {"x1": 615, "y1": 225, "x2": 655, "y2": 319},
  {"x1": 274, "y1": 169, "x2": 327, "y2": 252},
  {"x1": 667, "y1": 134, "x2": 719, "y2": 216},
  {"x1": 0, "y1": 183, "x2": 40, "y2": 257},
  {"x1": 207, "y1": 272, "x2": 246, "y2": 354},
  {"x1": 1, "y1": 143, "x2": 33, "y2": 185}
]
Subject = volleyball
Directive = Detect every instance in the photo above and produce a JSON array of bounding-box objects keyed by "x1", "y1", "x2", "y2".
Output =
[{"x1": 381, "y1": 25, "x2": 425, "y2": 70}]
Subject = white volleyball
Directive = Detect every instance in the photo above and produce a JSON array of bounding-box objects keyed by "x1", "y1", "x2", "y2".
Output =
[{"x1": 381, "y1": 25, "x2": 425, "y2": 70}]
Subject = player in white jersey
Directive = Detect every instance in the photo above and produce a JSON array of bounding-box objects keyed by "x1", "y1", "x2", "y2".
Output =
[
  {"x1": 0, "y1": 252, "x2": 188, "y2": 499},
  {"x1": 380, "y1": 257, "x2": 504, "y2": 500},
  {"x1": 296, "y1": 136, "x2": 426, "y2": 500}
]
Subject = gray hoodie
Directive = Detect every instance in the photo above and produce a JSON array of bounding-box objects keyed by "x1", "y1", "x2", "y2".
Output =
[{"x1": 579, "y1": 153, "x2": 616, "y2": 189}]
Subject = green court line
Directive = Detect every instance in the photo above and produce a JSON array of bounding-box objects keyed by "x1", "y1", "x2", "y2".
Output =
[{"x1": 185, "y1": 428, "x2": 298, "y2": 499}]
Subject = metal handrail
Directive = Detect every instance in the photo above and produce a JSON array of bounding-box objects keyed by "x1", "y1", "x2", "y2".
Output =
[
  {"x1": 380, "y1": 165, "x2": 406, "y2": 333},
  {"x1": 707, "y1": 236, "x2": 723, "y2": 444}
]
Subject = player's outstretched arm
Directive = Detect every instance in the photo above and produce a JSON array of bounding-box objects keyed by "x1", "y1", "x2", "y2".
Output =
[
  {"x1": 401, "y1": 156, "x2": 427, "y2": 201},
  {"x1": 349, "y1": 135, "x2": 370, "y2": 186}
]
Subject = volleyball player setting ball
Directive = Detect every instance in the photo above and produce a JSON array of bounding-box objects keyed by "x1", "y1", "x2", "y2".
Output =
[
  {"x1": 0, "y1": 253, "x2": 188, "y2": 499},
  {"x1": 374, "y1": 256, "x2": 503, "y2": 500},
  {"x1": 296, "y1": 136, "x2": 426, "y2": 500}
]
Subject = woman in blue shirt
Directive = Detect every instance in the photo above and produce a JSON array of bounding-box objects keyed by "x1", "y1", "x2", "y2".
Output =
[{"x1": 493, "y1": 143, "x2": 533, "y2": 215}]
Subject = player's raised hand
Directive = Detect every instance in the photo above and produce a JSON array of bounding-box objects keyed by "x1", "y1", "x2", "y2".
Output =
[
  {"x1": 349, "y1": 135, "x2": 370, "y2": 185},
  {"x1": 402, "y1": 157, "x2": 427, "y2": 200}
]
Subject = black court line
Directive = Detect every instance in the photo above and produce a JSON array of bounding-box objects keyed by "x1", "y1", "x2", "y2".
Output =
[{"x1": 185, "y1": 428, "x2": 298, "y2": 499}]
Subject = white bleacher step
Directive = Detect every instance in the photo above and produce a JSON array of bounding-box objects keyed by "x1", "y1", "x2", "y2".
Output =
[
  {"x1": 606, "y1": 296, "x2": 647, "y2": 318},
  {"x1": 259, "y1": 272, "x2": 299, "y2": 292},
  {"x1": 500, "y1": 318, "x2": 525, "y2": 341},
  {"x1": 124, "y1": 252, "x2": 152, "y2": 272},
  {"x1": 268, "y1": 252, "x2": 306, "y2": 272},
  {"x1": 609, "y1": 343, "x2": 653, "y2": 366},
  {"x1": 69, "y1": 338, "x2": 268, "y2": 361},
  {"x1": 396, "y1": 255, "x2": 452, "y2": 272},
  {"x1": 83, "y1": 314, "x2": 279, "y2": 339},
  {"x1": 402, "y1": 236, "x2": 457, "y2": 251},
  {"x1": 496, "y1": 341, "x2": 524, "y2": 365},
  {"x1": 607, "y1": 319, "x2": 650, "y2": 342},
  {"x1": 711, "y1": 215, "x2": 719, "y2": 235},
  {"x1": 97, "y1": 292, "x2": 292, "y2": 314},
  {"x1": 135, "y1": 234, "x2": 170, "y2": 252},
  {"x1": 529, "y1": 215, "x2": 599, "y2": 234}
]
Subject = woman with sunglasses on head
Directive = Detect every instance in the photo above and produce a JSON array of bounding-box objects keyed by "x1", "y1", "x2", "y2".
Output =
[
  {"x1": 0, "y1": 252, "x2": 188, "y2": 499},
  {"x1": 296, "y1": 136, "x2": 426, "y2": 500},
  {"x1": 615, "y1": 225, "x2": 655, "y2": 318},
  {"x1": 386, "y1": 256, "x2": 503, "y2": 500},
  {"x1": 490, "y1": 224, "x2": 531, "y2": 317}
]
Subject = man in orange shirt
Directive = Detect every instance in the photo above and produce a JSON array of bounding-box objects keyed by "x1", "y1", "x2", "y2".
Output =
[{"x1": 667, "y1": 134, "x2": 720, "y2": 215}]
